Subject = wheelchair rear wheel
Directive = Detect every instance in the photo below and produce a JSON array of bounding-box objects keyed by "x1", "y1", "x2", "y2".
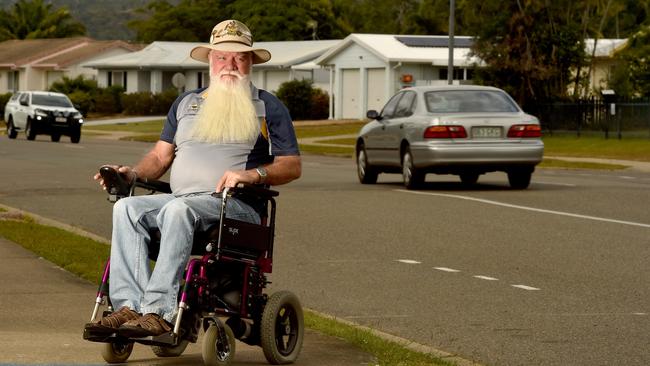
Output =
[
  {"x1": 260, "y1": 291, "x2": 304, "y2": 364},
  {"x1": 202, "y1": 322, "x2": 236, "y2": 366},
  {"x1": 152, "y1": 340, "x2": 189, "y2": 357},
  {"x1": 101, "y1": 341, "x2": 134, "y2": 363}
]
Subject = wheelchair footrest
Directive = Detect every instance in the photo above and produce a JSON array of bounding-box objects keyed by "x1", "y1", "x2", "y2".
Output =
[
  {"x1": 83, "y1": 328, "x2": 181, "y2": 347},
  {"x1": 127, "y1": 332, "x2": 179, "y2": 346}
]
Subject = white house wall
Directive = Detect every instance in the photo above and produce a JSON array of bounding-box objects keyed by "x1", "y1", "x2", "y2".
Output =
[
  {"x1": 264, "y1": 70, "x2": 290, "y2": 93},
  {"x1": 326, "y1": 43, "x2": 388, "y2": 119}
]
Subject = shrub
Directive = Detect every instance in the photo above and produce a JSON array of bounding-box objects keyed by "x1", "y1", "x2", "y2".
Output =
[
  {"x1": 0, "y1": 93, "x2": 12, "y2": 121},
  {"x1": 152, "y1": 89, "x2": 179, "y2": 115},
  {"x1": 310, "y1": 87, "x2": 330, "y2": 120},
  {"x1": 122, "y1": 89, "x2": 178, "y2": 115},
  {"x1": 276, "y1": 79, "x2": 314, "y2": 120},
  {"x1": 93, "y1": 86, "x2": 124, "y2": 114},
  {"x1": 122, "y1": 92, "x2": 153, "y2": 115},
  {"x1": 276, "y1": 79, "x2": 330, "y2": 120},
  {"x1": 68, "y1": 91, "x2": 93, "y2": 116},
  {"x1": 50, "y1": 75, "x2": 98, "y2": 95}
]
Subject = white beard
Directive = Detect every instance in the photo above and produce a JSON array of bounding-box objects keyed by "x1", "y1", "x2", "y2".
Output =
[{"x1": 191, "y1": 72, "x2": 260, "y2": 144}]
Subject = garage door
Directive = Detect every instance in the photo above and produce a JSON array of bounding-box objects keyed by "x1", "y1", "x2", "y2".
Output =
[
  {"x1": 367, "y1": 68, "x2": 386, "y2": 112},
  {"x1": 341, "y1": 69, "x2": 360, "y2": 119}
]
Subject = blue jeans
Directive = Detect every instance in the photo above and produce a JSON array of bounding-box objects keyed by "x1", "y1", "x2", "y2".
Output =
[{"x1": 109, "y1": 192, "x2": 260, "y2": 322}]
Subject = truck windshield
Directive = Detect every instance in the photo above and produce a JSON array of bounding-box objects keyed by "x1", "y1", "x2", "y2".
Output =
[{"x1": 31, "y1": 94, "x2": 73, "y2": 108}]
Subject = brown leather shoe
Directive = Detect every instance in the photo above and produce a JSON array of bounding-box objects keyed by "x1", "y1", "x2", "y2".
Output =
[
  {"x1": 84, "y1": 306, "x2": 140, "y2": 334},
  {"x1": 118, "y1": 313, "x2": 172, "y2": 338}
]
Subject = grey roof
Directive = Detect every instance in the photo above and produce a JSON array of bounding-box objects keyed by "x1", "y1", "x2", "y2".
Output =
[
  {"x1": 315, "y1": 34, "x2": 478, "y2": 66},
  {"x1": 83, "y1": 40, "x2": 341, "y2": 70}
]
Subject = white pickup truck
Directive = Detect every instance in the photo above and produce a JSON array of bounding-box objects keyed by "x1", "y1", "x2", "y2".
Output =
[{"x1": 4, "y1": 91, "x2": 84, "y2": 143}]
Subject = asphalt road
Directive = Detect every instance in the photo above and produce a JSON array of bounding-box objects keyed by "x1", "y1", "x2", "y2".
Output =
[{"x1": 0, "y1": 135, "x2": 648, "y2": 365}]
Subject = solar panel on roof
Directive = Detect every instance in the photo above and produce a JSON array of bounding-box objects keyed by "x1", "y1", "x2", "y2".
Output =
[{"x1": 395, "y1": 36, "x2": 473, "y2": 48}]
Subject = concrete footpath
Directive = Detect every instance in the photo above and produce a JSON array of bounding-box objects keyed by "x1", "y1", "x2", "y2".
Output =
[{"x1": 0, "y1": 236, "x2": 375, "y2": 365}]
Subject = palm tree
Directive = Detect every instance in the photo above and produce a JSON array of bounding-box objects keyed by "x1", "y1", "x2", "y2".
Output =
[{"x1": 0, "y1": 0, "x2": 86, "y2": 41}]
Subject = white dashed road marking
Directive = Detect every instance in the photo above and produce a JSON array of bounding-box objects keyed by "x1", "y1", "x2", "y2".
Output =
[
  {"x1": 434, "y1": 267, "x2": 461, "y2": 273},
  {"x1": 397, "y1": 259, "x2": 421, "y2": 264},
  {"x1": 396, "y1": 190, "x2": 650, "y2": 229},
  {"x1": 535, "y1": 181, "x2": 577, "y2": 187},
  {"x1": 396, "y1": 260, "x2": 541, "y2": 292},
  {"x1": 511, "y1": 284, "x2": 541, "y2": 291},
  {"x1": 473, "y1": 275, "x2": 499, "y2": 281}
]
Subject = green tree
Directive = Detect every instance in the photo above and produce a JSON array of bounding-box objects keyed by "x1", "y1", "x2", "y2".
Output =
[
  {"x1": 227, "y1": 0, "x2": 350, "y2": 40},
  {"x1": 128, "y1": 0, "x2": 230, "y2": 43},
  {"x1": 611, "y1": 25, "x2": 650, "y2": 97},
  {"x1": 129, "y1": 0, "x2": 349, "y2": 42},
  {"x1": 0, "y1": 0, "x2": 86, "y2": 41},
  {"x1": 464, "y1": 0, "x2": 586, "y2": 106}
]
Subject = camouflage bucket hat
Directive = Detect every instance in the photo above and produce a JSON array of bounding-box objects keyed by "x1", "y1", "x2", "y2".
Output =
[{"x1": 190, "y1": 19, "x2": 271, "y2": 64}]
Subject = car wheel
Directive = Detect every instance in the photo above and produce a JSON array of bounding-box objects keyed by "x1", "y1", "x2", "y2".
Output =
[
  {"x1": 25, "y1": 119, "x2": 36, "y2": 140},
  {"x1": 507, "y1": 169, "x2": 532, "y2": 189},
  {"x1": 6, "y1": 117, "x2": 17, "y2": 139},
  {"x1": 51, "y1": 133, "x2": 61, "y2": 142},
  {"x1": 402, "y1": 148, "x2": 424, "y2": 190},
  {"x1": 460, "y1": 173, "x2": 479, "y2": 186},
  {"x1": 357, "y1": 144, "x2": 378, "y2": 184},
  {"x1": 70, "y1": 129, "x2": 81, "y2": 143}
]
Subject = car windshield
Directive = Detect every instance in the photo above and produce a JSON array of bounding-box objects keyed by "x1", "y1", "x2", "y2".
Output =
[
  {"x1": 425, "y1": 90, "x2": 519, "y2": 113},
  {"x1": 31, "y1": 94, "x2": 73, "y2": 108}
]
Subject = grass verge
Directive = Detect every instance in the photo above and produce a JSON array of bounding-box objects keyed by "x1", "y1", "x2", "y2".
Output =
[
  {"x1": 0, "y1": 212, "x2": 454, "y2": 366},
  {"x1": 539, "y1": 158, "x2": 627, "y2": 170}
]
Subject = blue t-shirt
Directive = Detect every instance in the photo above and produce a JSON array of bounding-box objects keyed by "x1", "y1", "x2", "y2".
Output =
[{"x1": 160, "y1": 85, "x2": 299, "y2": 195}]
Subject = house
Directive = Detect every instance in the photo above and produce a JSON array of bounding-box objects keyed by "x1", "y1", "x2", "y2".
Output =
[
  {"x1": 582, "y1": 38, "x2": 628, "y2": 95},
  {"x1": 82, "y1": 40, "x2": 340, "y2": 95},
  {"x1": 314, "y1": 34, "x2": 479, "y2": 119},
  {"x1": 0, "y1": 37, "x2": 142, "y2": 94}
]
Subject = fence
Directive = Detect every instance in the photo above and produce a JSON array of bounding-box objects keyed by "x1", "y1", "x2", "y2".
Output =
[{"x1": 525, "y1": 97, "x2": 650, "y2": 138}]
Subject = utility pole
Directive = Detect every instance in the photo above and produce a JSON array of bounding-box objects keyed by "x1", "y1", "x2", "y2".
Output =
[{"x1": 447, "y1": 0, "x2": 455, "y2": 85}]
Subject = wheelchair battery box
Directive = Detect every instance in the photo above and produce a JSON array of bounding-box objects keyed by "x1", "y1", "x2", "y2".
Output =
[{"x1": 218, "y1": 218, "x2": 272, "y2": 253}]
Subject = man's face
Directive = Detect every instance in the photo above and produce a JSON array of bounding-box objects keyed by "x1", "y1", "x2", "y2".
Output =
[{"x1": 209, "y1": 51, "x2": 253, "y2": 83}]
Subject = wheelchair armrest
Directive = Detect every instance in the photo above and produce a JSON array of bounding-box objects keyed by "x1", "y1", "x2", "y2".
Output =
[
  {"x1": 135, "y1": 178, "x2": 172, "y2": 194},
  {"x1": 231, "y1": 183, "x2": 279, "y2": 199}
]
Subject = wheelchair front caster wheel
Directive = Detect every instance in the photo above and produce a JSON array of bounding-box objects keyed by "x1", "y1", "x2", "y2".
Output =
[
  {"x1": 202, "y1": 322, "x2": 236, "y2": 366},
  {"x1": 152, "y1": 339, "x2": 189, "y2": 357},
  {"x1": 101, "y1": 341, "x2": 134, "y2": 363},
  {"x1": 261, "y1": 291, "x2": 304, "y2": 364}
]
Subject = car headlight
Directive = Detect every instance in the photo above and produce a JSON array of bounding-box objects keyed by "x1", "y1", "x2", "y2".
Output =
[{"x1": 34, "y1": 109, "x2": 48, "y2": 117}]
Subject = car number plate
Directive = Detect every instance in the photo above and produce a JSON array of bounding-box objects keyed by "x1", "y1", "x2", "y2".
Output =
[
  {"x1": 472, "y1": 127, "x2": 501, "y2": 138},
  {"x1": 55, "y1": 117, "x2": 67, "y2": 122}
]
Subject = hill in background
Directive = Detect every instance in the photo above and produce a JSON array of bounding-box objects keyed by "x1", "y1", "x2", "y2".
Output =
[{"x1": 0, "y1": 0, "x2": 181, "y2": 40}]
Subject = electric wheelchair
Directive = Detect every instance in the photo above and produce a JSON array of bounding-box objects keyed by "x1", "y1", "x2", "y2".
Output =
[{"x1": 82, "y1": 166, "x2": 304, "y2": 365}]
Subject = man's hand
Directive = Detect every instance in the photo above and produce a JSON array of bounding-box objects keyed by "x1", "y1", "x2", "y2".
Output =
[
  {"x1": 215, "y1": 169, "x2": 259, "y2": 192},
  {"x1": 93, "y1": 165, "x2": 136, "y2": 190}
]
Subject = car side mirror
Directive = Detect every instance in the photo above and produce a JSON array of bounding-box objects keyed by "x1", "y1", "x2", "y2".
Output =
[
  {"x1": 366, "y1": 110, "x2": 381, "y2": 120},
  {"x1": 20, "y1": 100, "x2": 28, "y2": 106}
]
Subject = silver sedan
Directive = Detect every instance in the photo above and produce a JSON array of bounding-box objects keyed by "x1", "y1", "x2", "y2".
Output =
[{"x1": 356, "y1": 85, "x2": 544, "y2": 189}]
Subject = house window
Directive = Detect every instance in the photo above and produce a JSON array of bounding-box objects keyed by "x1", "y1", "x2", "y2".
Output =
[
  {"x1": 439, "y1": 68, "x2": 468, "y2": 80},
  {"x1": 7, "y1": 71, "x2": 19, "y2": 92},
  {"x1": 107, "y1": 71, "x2": 127, "y2": 89}
]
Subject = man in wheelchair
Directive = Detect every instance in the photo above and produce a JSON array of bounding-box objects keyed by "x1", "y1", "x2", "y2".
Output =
[{"x1": 84, "y1": 19, "x2": 301, "y2": 352}]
